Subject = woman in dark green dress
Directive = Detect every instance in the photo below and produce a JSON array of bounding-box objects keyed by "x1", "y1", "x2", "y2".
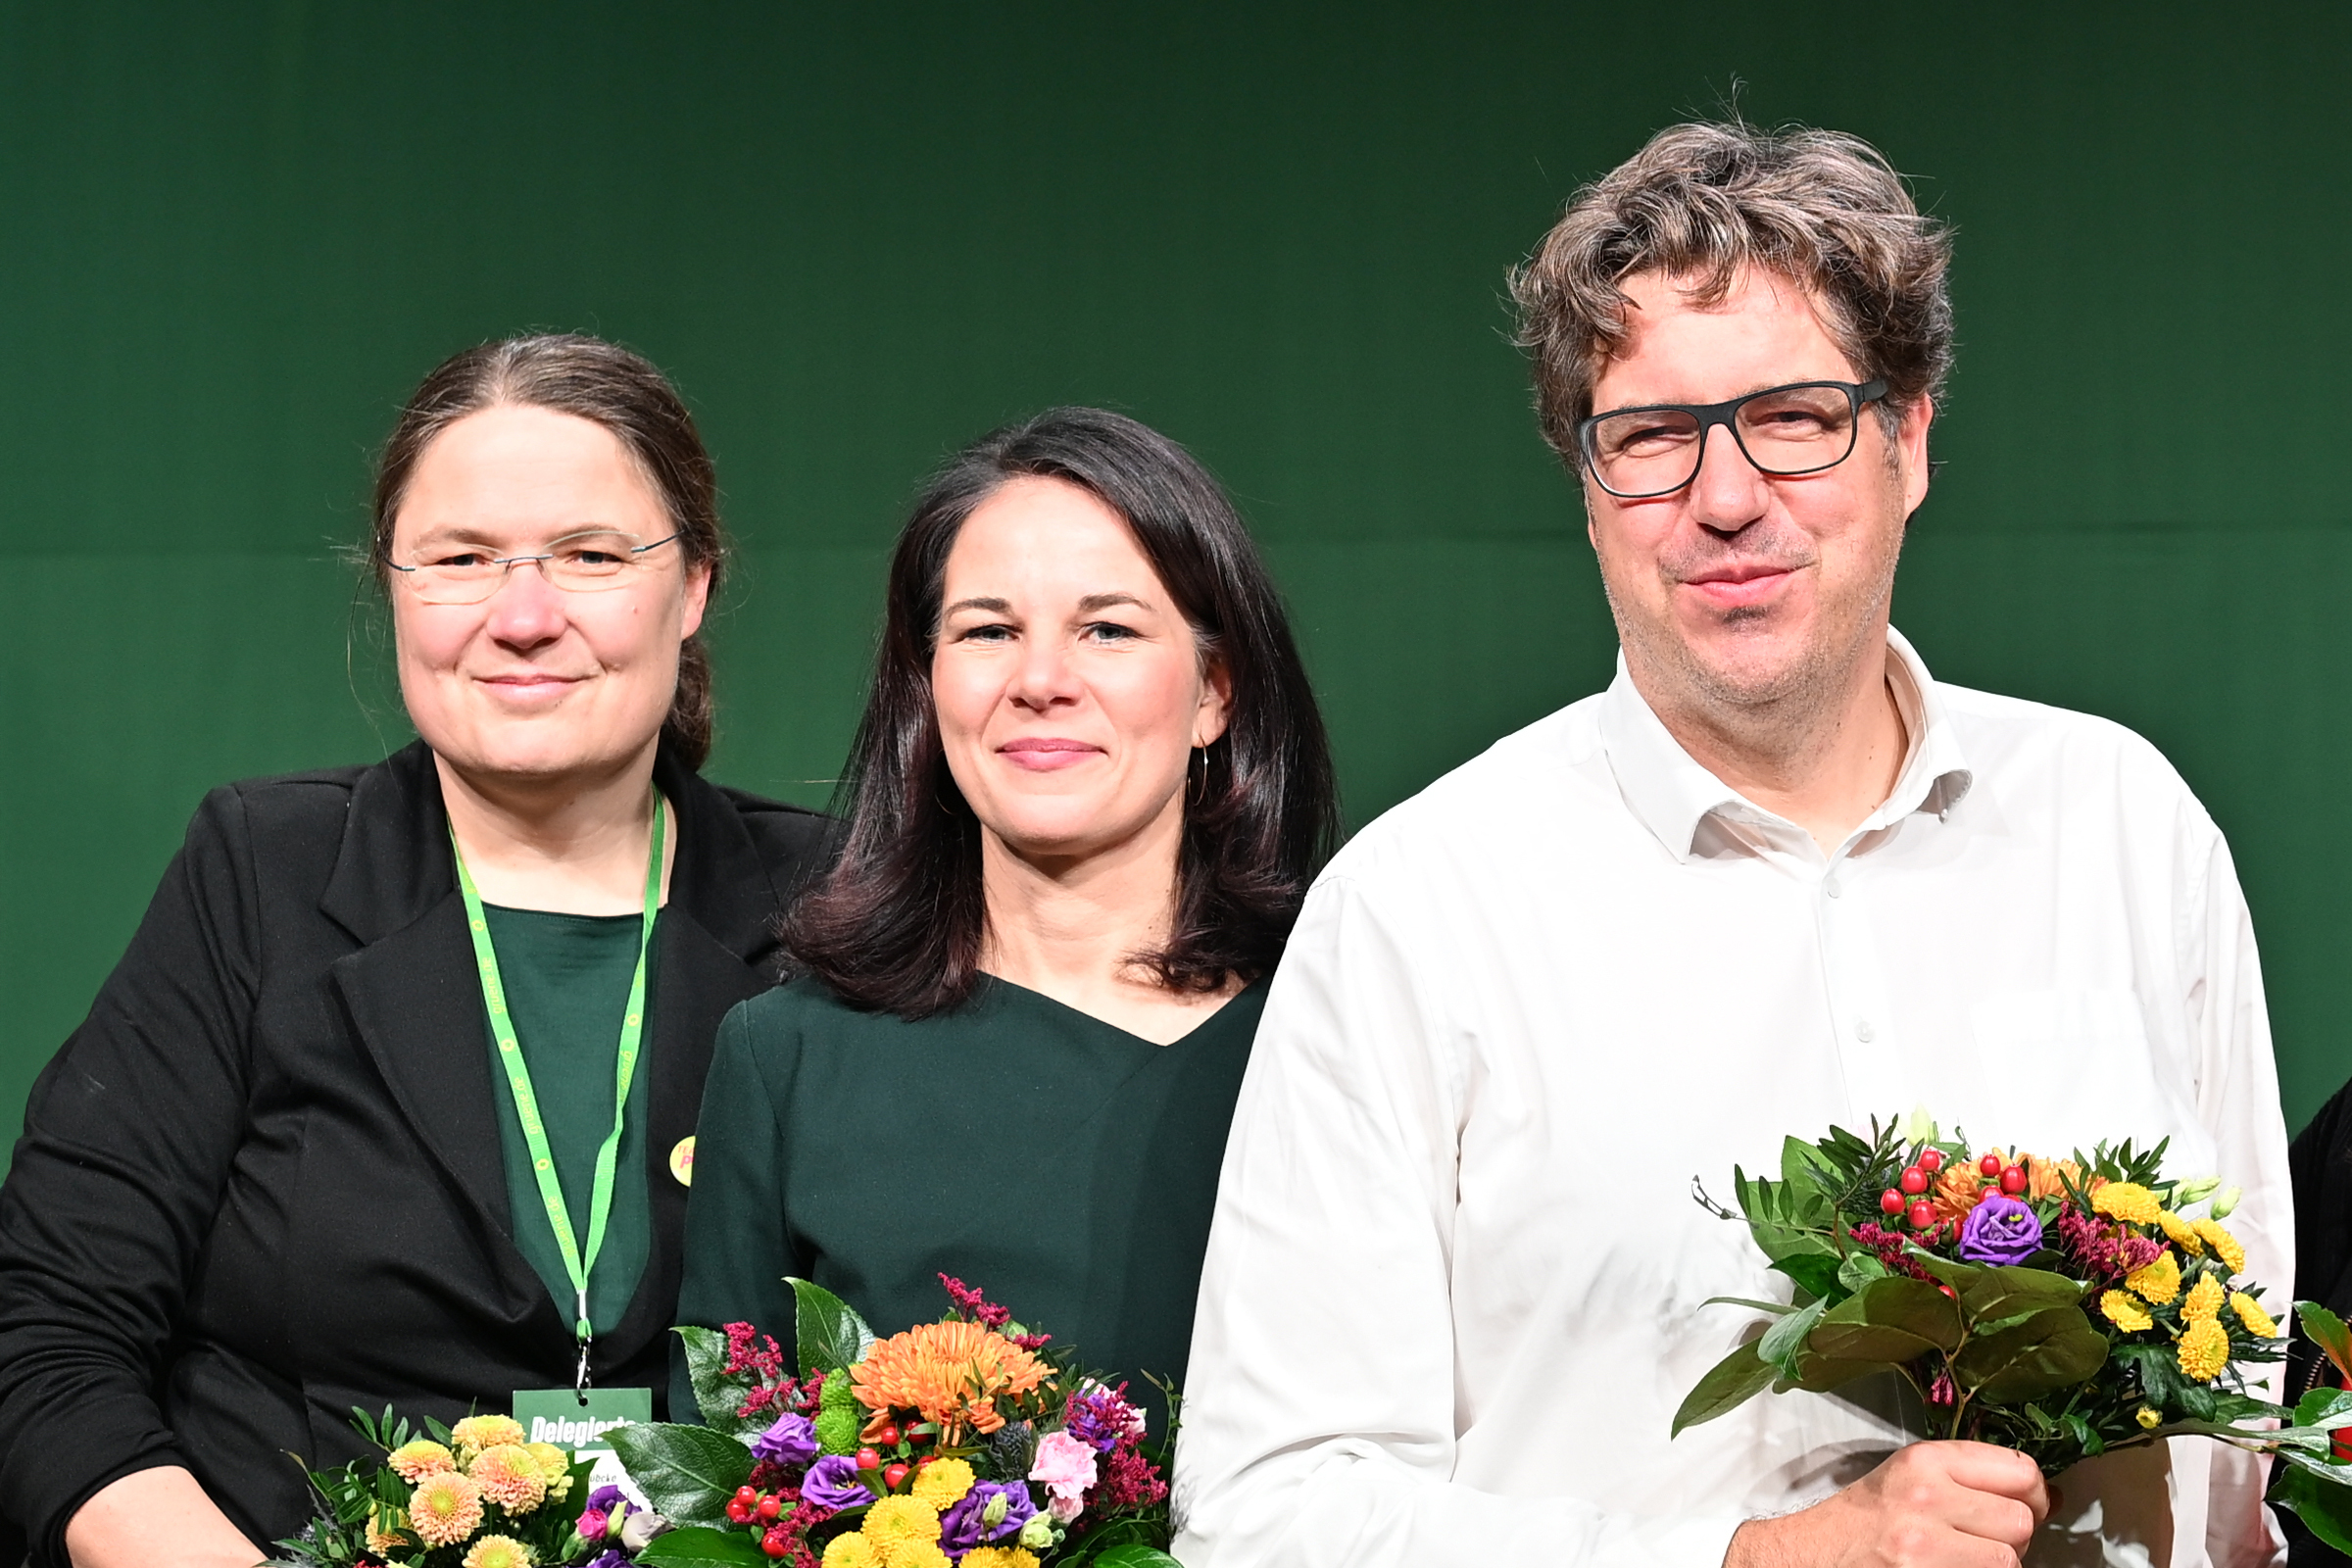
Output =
[{"x1": 677, "y1": 407, "x2": 1337, "y2": 1432}]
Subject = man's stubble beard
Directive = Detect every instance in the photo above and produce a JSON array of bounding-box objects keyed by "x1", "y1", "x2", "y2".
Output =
[{"x1": 1600, "y1": 518, "x2": 1906, "y2": 754}]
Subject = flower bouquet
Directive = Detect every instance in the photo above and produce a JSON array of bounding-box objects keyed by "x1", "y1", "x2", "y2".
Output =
[
  {"x1": 588, "y1": 1275, "x2": 1177, "y2": 1568},
  {"x1": 265, "y1": 1408, "x2": 600, "y2": 1568},
  {"x1": 1674, "y1": 1115, "x2": 2352, "y2": 1549}
]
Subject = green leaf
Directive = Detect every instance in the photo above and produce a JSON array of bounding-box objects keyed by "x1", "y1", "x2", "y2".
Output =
[
  {"x1": 1837, "y1": 1251, "x2": 1889, "y2": 1295},
  {"x1": 1671, "y1": 1340, "x2": 1780, "y2": 1436},
  {"x1": 1914, "y1": 1253, "x2": 1987, "y2": 1297},
  {"x1": 1700, "y1": 1296, "x2": 1798, "y2": 1315},
  {"x1": 1951, "y1": 1266, "x2": 2086, "y2": 1330},
  {"x1": 790, "y1": 1276, "x2": 875, "y2": 1374},
  {"x1": 1758, "y1": 1298, "x2": 1829, "y2": 1378},
  {"x1": 1951, "y1": 1306, "x2": 2109, "y2": 1405},
  {"x1": 606, "y1": 1422, "x2": 757, "y2": 1527},
  {"x1": 634, "y1": 1525, "x2": 774, "y2": 1567},
  {"x1": 1788, "y1": 1353, "x2": 1902, "y2": 1394},
  {"x1": 1812, "y1": 1276, "x2": 1965, "y2": 1359},
  {"x1": 675, "y1": 1324, "x2": 755, "y2": 1434},
  {"x1": 1770, "y1": 1251, "x2": 1844, "y2": 1303},
  {"x1": 2298, "y1": 1387, "x2": 2352, "y2": 1429},
  {"x1": 2301, "y1": 1302, "x2": 2352, "y2": 1383},
  {"x1": 1085, "y1": 1549, "x2": 1184, "y2": 1568},
  {"x1": 2274, "y1": 1461, "x2": 2352, "y2": 1555}
]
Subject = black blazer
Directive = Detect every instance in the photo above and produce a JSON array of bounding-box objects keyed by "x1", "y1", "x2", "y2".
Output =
[{"x1": 0, "y1": 741, "x2": 828, "y2": 1565}]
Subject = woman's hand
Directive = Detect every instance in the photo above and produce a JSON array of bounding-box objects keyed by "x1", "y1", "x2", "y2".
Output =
[{"x1": 66, "y1": 1465, "x2": 262, "y2": 1568}]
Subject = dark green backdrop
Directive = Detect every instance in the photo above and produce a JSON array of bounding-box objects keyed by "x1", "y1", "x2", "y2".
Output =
[{"x1": 7, "y1": 5, "x2": 2349, "y2": 1161}]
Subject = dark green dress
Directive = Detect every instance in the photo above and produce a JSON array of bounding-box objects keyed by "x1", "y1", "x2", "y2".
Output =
[
  {"x1": 480, "y1": 904, "x2": 657, "y2": 1336},
  {"x1": 675, "y1": 974, "x2": 1264, "y2": 1433}
]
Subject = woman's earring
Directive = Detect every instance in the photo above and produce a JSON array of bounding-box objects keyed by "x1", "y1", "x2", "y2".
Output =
[{"x1": 1188, "y1": 745, "x2": 1208, "y2": 805}]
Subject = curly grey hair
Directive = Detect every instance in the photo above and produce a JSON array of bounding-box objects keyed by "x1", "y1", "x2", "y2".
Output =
[{"x1": 1510, "y1": 121, "x2": 1954, "y2": 469}]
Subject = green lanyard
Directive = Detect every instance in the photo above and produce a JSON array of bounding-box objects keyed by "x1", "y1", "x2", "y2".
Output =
[{"x1": 451, "y1": 790, "x2": 664, "y2": 1381}]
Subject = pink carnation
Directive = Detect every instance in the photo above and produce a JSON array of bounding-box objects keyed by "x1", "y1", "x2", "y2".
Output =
[{"x1": 1030, "y1": 1430, "x2": 1099, "y2": 1522}]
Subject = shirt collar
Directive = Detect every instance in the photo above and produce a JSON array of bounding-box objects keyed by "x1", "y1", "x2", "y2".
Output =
[{"x1": 1596, "y1": 625, "x2": 1976, "y2": 863}]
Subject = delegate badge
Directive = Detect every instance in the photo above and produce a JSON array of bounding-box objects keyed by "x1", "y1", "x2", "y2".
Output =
[
  {"x1": 668, "y1": 1135, "x2": 696, "y2": 1187},
  {"x1": 513, "y1": 1386, "x2": 654, "y2": 1504}
]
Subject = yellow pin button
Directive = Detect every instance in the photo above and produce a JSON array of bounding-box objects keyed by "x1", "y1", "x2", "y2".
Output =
[{"x1": 669, "y1": 1136, "x2": 697, "y2": 1187}]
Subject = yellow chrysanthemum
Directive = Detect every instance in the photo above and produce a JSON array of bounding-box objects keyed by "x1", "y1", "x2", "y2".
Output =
[
  {"x1": 823, "y1": 1537, "x2": 882, "y2": 1568},
  {"x1": 408, "y1": 1469, "x2": 485, "y2": 1547},
  {"x1": 2128, "y1": 1250, "x2": 2182, "y2": 1306},
  {"x1": 2157, "y1": 1210, "x2": 2204, "y2": 1254},
  {"x1": 862, "y1": 1496, "x2": 944, "y2": 1551},
  {"x1": 2177, "y1": 1316, "x2": 2230, "y2": 1383},
  {"x1": 2231, "y1": 1292, "x2": 2279, "y2": 1338},
  {"x1": 2181, "y1": 1273, "x2": 2225, "y2": 1324},
  {"x1": 2135, "y1": 1406, "x2": 2162, "y2": 1430},
  {"x1": 2194, "y1": 1220, "x2": 2247, "y2": 1275},
  {"x1": 461, "y1": 1534, "x2": 535, "y2": 1568},
  {"x1": 2101, "y1": 1290, "x2": 2155, "y2": 1332},
  {"x1": 468, "y1": 1444, "x2": 548, "y2": 1514},
  {"x1": 388, "y1": 1439, "x2": 457, "y2": 1482},
  {"x1": 909, "y1": 1457, "x2": 975, "y2": 1511},
  {"x1": 959, "y1": 1551, "x2": 1041, "y2": 1568},
  {"x1": 523, "y1": 1443, "x2": 570, "y2": 1480},
  {"x1": 2094, "y1": 1182, "x2": 2164, "y2": 1226},
  {"x1": 883, "y1": 1544, "x2": 952, "y2": 1568},
  {"x1": 450, "y1": 1414, "x2": 528, "y2": 1461},
  {"x1": 365, "y1": 1504, "x2": 409, "y2": 1557}
]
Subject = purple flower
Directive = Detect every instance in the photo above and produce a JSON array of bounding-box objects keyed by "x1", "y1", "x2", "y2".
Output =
[
  {"x1": 939, "y1": 1480, "x2": 1038, "y2": 1551},
  {"x1": 584, "y1": 1553, "x2": 631, "y2": 1568},
  {"x1": 801, "y1": 1453, "x2": 874, "y2": 1511},
  {"x1": 751, "y1": 1411, "x2": 818, "y2": 1469},
  {"x1": 586, "y1": 1485, "x2": 628, "y2": 1516},
  {"x1": 1957, "y1": 1196, "x2": 2044, "y2": 1266},
  {"x1": 1063, "y1": 1381, "x2": 1148, "y2": 1454}
]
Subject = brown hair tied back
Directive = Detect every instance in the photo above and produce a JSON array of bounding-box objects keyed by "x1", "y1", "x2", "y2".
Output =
[
  {"x1": 368, "y1": 333, "x2": 728, "y2": 769},
  {"x1": 1510, "y1": 120, "x2": 1955, "y2": 468}
]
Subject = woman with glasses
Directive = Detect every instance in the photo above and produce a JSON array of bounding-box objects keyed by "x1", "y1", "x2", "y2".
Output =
[
  {"x1": 673, "y1": 407, "x2": 1338, "y2": 1444},
  {"x1": 0, "y1": 334, "x2": 830, "y2": 1568}
]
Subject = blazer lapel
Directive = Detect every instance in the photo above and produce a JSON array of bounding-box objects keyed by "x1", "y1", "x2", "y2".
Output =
[{"x1": 316, "y1": 744, "x2": 538, "y2": 1301}]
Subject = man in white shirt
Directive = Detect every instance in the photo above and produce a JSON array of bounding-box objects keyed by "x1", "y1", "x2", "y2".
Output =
[{"x1": 1172, "y1": 122, "x2": 2290, "y2": 1568}]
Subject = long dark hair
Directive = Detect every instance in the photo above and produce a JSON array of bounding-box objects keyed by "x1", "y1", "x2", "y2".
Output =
[
  {"x1": 368, "y1": 333, "x2": 728, "y2": 768},
  {"x1": 787, "y1": 407, "x2": 1339, "y2": 1017}
]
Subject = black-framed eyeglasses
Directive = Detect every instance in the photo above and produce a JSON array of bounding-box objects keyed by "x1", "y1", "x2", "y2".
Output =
[
  {"x1": 382, "y1": 528, "x2": 681, "y2": 605},
  {"x1": 1575, "y1": 378, "x2": 1889, "y2": 500}
]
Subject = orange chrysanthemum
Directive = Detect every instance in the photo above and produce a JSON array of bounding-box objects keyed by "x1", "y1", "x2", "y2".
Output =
[
  {"x1": 409, "y1": 1469, "x2": 485, "y2": 1547},
  {"x1": 468, "y1": 1444, "x2": 548, "y2": 1514},
  {"x1": 1932, "y1": 1152, "x2": 2079, "y2": 1221},
  {"x1": 852, "y1": 1321, "x2": 1052, "y2": 1444}
]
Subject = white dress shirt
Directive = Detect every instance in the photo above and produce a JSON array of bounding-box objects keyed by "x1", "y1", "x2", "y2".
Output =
[{"x1": 1173, "y1": 628, "x2": 2290, "y2": 1568}]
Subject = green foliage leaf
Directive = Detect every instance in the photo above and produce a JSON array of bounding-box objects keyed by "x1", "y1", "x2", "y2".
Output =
[
  {"x1": 2301, "y1": 1301, "x2": 2352, "y2": 1383},
  {"x1": 607, "y1": 1422, "x2": 757, "y2": 1527},
  {"x1": 1699, "y1": 1296, "x2": 1797, "y2": 1316},
  {"x1": 2299, "y1": 1387, "x2": 2352, "y2": 1430},
  {"x1": 1758, "y1": 1298, "x2": 1829, "y2": 1379},
  {"x1": 1952, "y1": 1305, "x2": 2109, "y2": 1405},
  {"x1": 1837, "y1": 1251, "x2": 1889, "y2": 1295},
  {"x1": 1951, "y1": 1266, "x2": 2086, "y2": 1331},
  {"x1": 676, "y1": 1324, "x2": 756, "y2": 1435},
  {"x1": 2273, "y1": 1459, "x2": 2352, "y2": 1555},
  {"x1": 1770, "y1": 1250, "x2": 1844, "y2": 1303},
  {"x1": 1085, "y1": 1549, "x2": 1185, "y2": 1568},
  {"x1": 1812, "y1": 1276, "x2": 1965, "y2": 1360},
  {"x1": 1671, "y1": 1339, "x2": 1780, "y2": 1436},
  {"x1": 1788, "y1": 1353, "x2": 1902, "y2": 1394},
  {"x1": 634, "y1": 1525, "x2": 774, "y2": 1567},
  {"x1": 790, "y1": 1276, "x2": 876, "y2": 1375}
]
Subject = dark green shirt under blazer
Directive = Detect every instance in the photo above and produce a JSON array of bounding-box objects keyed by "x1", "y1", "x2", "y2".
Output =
[{"x1": 676, "y1": 975, "x2": 1264, "y2": 1437}]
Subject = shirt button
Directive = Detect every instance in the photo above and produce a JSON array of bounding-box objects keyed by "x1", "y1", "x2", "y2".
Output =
[
  {"x1": 1855, "y1": 1019, "x2": 1877, "y2": 1043},
  {"x1": 1825, "y1": 876, "x2": 1843, "y2": 899}
]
